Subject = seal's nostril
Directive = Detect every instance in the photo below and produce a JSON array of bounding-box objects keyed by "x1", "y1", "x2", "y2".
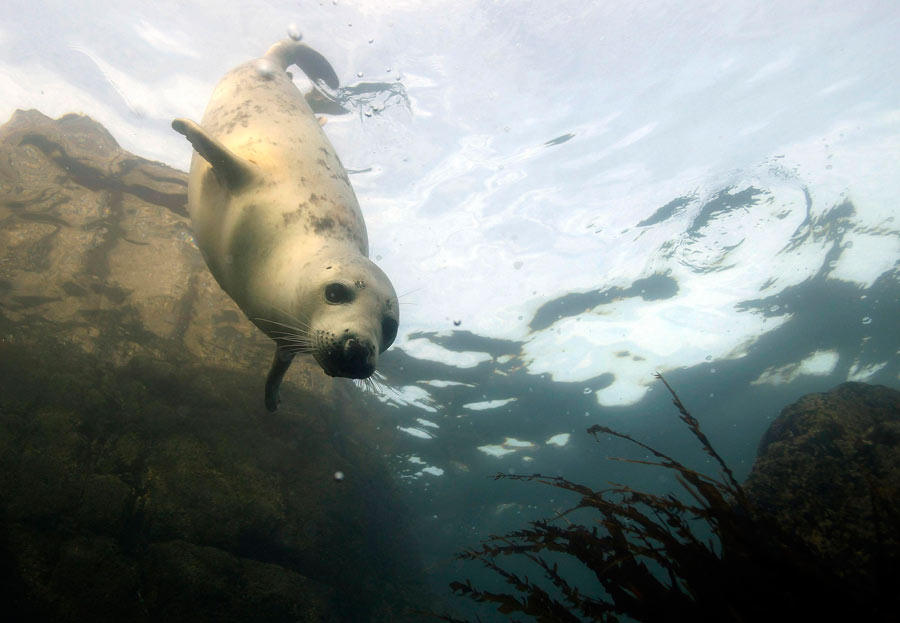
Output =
[{"x1": 344, "y1": 337, "x2": 366, "y2": 358}]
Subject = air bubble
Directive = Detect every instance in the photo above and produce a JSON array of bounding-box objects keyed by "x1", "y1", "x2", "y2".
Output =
[
  {"x1": 368, "y1": 38, "x2": 374, "y2": 44},
  {"x1": 710, "y1": 368, "x2": 717, "y2": 374},
  {"x1": 357, "y1": 71, "x2": 364, "y2": 77},
  {"x1": 861, "y1": 316, "x2": 872, "y2": 325},
  {"x1": 583, "y1": 388, "x2": 592, "y2": 394},
  {"x1": 705, "y1": 355, "x2": 712, "y2": 361},
  {"x1": 333, "y1": 471, "x2": 345, "y2": 482},
  {"x1": 254, "y1": 59, "x2": 278, "y2": 80},
  {"x1": 287, "y1": 24, "x2": 302, "y2": 40}
]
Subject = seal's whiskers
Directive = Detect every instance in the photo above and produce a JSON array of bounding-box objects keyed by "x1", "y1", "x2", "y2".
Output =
[
  {"x1": 255, "y1": 319, "x2": 315, "y2": 354},
  {"x1": 351, "y1": 370, "x2": 398, "y2": 397},
  {"x1": 272, "y1": 306, "x2": 314, "y2": 330},
  {"x1": 255, "y1": 317, "x2": 312, "y2": 336}
]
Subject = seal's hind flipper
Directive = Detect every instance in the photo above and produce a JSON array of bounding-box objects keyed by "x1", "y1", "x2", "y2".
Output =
[
  {"x1": 172, "y1": 118, "x2": 258, "y2": 191},
  {"x1": 264, "y1": 39, "x2": 339, "y2": 90},
  {"x1": 264, "y1": 345, "x2": 295, "y2": 412}
]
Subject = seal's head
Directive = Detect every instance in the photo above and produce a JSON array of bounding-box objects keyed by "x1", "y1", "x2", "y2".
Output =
[{"x1": 297, "y1": 254, "x2": 398, "y2": 379}]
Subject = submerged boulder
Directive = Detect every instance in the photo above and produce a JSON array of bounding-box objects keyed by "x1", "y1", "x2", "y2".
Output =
[
  {"x1": 0, "y1": 110, "x2": 424, "y2": 622},
  {"x1": 744, "y1": 381, "x2": 900, "y2": 590}
]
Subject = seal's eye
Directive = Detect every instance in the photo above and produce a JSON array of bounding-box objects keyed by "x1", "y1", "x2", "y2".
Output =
[
  {"x1": 381, "y1": 316, "x2": 398, "y2": 349},
  {"x1": 324, "y1": 283, "x2": 353, "y2": 304}
]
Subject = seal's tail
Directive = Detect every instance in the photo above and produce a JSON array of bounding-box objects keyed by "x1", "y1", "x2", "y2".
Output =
[{"x1": 264, "y1": 39, "x2": 340, "y2": 90}]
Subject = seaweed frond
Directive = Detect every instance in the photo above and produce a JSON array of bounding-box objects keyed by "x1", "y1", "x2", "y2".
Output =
[{"x1": 436, "y1": 374, "x2": 877, "y2": 622}]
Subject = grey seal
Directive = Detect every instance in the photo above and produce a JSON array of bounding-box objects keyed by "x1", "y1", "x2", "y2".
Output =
[{"x1": 172, "y1": 37, "x2": 399, "y2": 411}]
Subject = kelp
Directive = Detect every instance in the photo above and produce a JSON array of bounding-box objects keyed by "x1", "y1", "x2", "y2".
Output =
[{"x1": 433, "y1": 374, "x2": 887, "y2": 622}]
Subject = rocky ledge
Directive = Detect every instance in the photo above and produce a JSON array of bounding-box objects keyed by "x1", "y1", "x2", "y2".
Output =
[{"x1": 0, "y1": 110, "x2": 424, "y2": 622}]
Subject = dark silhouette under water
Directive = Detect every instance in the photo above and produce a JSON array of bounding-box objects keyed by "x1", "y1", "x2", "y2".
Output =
[{"x1": 432, "y1": 375, "x2": 898, "y2": 622}]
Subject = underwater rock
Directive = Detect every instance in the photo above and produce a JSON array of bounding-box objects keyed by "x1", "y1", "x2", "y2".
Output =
[
  {"x1": 744, "y1": 381, "x2": 900, "y2": 588},
  {"x1": 0, "y1": 110, "x2": 424, "y2": 622}
]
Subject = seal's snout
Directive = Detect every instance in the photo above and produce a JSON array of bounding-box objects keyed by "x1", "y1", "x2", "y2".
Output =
[
  {"x1": 314, "y1": 331, "x2": 377, "y2": 379},
  {"x1": 340, "y1": 336, "x2": 376, "y2": 378}
]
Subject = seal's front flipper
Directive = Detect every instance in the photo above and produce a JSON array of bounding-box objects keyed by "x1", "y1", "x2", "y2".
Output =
[
  {"x1": 264, "y1": 345, "x2": 295, "y2": 411},
  {"x1": 172, "y1": 118, "x2": 257, "y2": 191},
  {"x1": 264, "y1": 39, "x2": 339, "y2": 89}
]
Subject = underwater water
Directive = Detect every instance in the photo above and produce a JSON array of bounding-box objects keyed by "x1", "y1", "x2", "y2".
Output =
[{"x1": 1, "y1": 1, "x2": 899, "y2": 621}]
